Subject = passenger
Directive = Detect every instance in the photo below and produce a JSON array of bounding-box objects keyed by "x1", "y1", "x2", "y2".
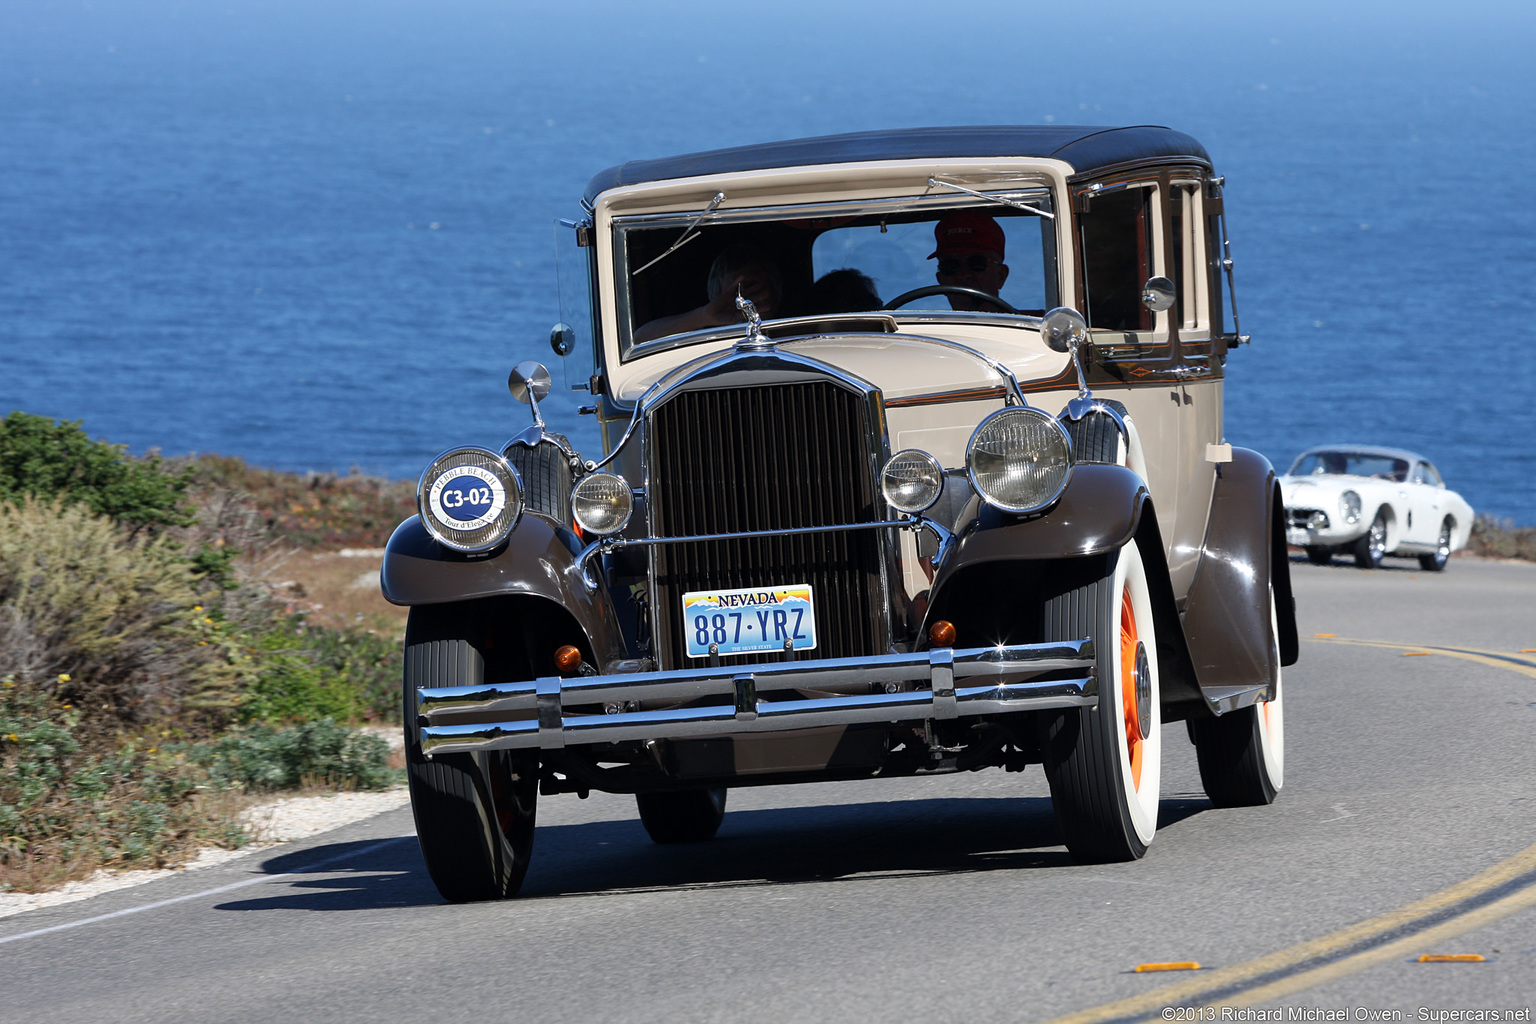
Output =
[
  {"x1": 809, "y1": 268, "x2": 882, "y2": 313},
  {"x1": 632, "y1": 243, "x2": 782, "y2": 343},
  {"x1": 928, "y1": 210, "x2": 1009, "y2": 311}
]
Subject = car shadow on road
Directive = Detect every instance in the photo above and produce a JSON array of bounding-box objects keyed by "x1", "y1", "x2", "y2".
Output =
[
  {"x1": 1288, "y1": 551, "x2": 1431, "y2": 572},
  {"x1": 215, "y1": 794, "x2": 1209, "y2": 913}
]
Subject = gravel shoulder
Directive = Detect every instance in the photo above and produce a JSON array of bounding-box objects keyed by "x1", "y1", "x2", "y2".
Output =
[{"x1": 0, "y1": 785, "x2": 411, "y2": 920}]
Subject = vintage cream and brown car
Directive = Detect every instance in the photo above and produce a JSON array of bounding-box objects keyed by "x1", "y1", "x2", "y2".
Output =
[{"x1": 383, "y1": 126, "x2": 1299, "y2": 902}]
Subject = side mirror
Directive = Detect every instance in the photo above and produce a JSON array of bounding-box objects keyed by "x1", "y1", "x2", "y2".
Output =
[
  {"x1": 1041, "y1": 307, "x2": 1089, "y2": 354},
  {"x1": 1041, "y1": 307, "x2": 1094, "y2": 411},
  {"x1": 1140, "y1": 276, "x2": 1176, "y2": 313},
  {"x1": 509, "y1": 361, "x2": 552, "y2": 433},
  {"x1": 508, "y1": 361, "x2": 552, "y2": 405},
  {"x1": 550, "y1": 322, "x2": 576, "y2": 357}
]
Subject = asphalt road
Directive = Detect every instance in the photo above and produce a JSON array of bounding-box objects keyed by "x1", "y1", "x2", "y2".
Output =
[{"x1": 5, "y1": 555, "x2": 1534, "y2": 1024}]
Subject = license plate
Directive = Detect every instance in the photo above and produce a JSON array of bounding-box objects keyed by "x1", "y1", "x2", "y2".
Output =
[{"x1": 682, "y1": 584, "x2": 817, "y2": 659}]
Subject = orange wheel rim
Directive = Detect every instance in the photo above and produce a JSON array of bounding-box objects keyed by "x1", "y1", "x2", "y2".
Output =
[{"x1": 1120, "y1": 586, "x2": 1143, "y2": 790}]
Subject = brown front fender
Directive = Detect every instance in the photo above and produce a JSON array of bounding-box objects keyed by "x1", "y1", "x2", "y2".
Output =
[
  {"x1": 931, "y1": 463, "x2": 1149, "y2": 587},
  {"x1": 382, "y1": 516, "x2": 628, "y2": 669},
  {"x1": 922, "y1": 465, "x2": 1204, "y2": 710}
]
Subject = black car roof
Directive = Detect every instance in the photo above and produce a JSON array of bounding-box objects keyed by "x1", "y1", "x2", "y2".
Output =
[{"x1": 584, "y1": 125, "x2": 1212, "y2": 204}]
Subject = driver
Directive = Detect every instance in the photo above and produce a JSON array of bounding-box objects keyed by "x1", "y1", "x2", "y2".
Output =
[
  {"x1": 928, "y1": 210, "x2": 1009, "y2": 311},
  {"x1": 632, "y1": 243, "x2": 782, "y2": 344}
]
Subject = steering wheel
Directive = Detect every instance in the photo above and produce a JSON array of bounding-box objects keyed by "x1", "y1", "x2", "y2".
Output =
[{"x1": 882, "y1": 285, "x2": 1020, "y2": 315}]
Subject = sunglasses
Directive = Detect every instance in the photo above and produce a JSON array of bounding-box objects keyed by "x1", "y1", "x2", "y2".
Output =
[{"x1": 936, "y1": 255, "x2": 998, "y2": 275}]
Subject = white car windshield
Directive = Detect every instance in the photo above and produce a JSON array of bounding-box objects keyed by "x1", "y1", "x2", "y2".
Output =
[{"x1": 1291, "y1": 451, "x2": 1409, "y2": 482}]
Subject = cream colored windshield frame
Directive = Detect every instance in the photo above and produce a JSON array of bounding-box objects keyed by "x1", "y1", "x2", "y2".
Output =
[{"x1": 609, "y1": 185, "x2": 1057, "y2": 363}]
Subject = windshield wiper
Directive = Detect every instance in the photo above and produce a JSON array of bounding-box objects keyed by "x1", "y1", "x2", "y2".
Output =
[
  {"x1": 927, "y1": 178, "x2": 1055, "y2": 219},
  {"x1": 632, "y1": 192, "x2": 726, "y2": 275}
]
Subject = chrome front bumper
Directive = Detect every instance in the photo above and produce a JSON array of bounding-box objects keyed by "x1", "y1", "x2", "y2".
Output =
[{"x1": 416, "y1": 641, "x2": 1097, "y2": 756}]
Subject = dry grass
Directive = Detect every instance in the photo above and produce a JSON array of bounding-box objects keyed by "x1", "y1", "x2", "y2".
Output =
[{"x1": 255, "y1": 548, "x2": 407, "y2": 638}]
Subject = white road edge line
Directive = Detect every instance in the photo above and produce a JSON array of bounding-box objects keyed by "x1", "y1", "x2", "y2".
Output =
[{"x1": 0, "y1": 836, "x2": 412, "y2": 947}]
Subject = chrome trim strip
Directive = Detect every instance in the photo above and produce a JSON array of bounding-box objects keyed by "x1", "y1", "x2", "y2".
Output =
[
  {"x1": 416, "y1": 640, "x2": 1096, "y2": 756},
  {"x1": 885, "y1": 385, "x2": 1009, "y2": 409},
  {"x1": 573, "y1": 514, "x2": 953, "y2": 591}
]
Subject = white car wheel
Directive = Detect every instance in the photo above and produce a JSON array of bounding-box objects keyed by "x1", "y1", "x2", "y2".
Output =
[
  {"x1": 1042, "y1": 539, "x2": 1162, "y2": 860},
  {"x1": 1418, "y1": 519, "x2": 1452, "y2": 572},
  {"x1": 1354, "y1": 510, "x2": 1387, "y2": 568}
]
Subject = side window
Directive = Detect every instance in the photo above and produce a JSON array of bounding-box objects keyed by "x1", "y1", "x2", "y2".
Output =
[
  {"x1": 1081, "y1": 188, "x2": 1150, "y2": 332},
  {"x1": 1169, "y1": 182, "x2": 1209, "y2": 338},
  {"x1": 1078, "y1": 183, "x2": 1164, "y2": 348},
  {"x1": 554, "y1": 218, "x2": 597, "y2": 388}
]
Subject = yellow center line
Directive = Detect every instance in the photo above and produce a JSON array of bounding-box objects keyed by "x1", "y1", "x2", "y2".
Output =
[
  {"x1": 1305, "y1": 636, "x2": 1536, "y2": 679},
  {"x1": 1041, "y1": 635, "x2": 1536, "y2": 1024},
  {"x1": 1200, "y1": 880, "x2": 1536, "y2": 1008},
  {"x1": 1039, "y1": 843, "x2": 1536, "y2": 1024}
]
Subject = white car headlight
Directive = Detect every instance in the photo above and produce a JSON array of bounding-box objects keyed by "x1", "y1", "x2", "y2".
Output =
[
  {"x1": 571, "y1": 472, "x2": 634, "y2": 535},
  {"x1": 965, "y1": 407, "x2": 1074, "y2": 514},
  {"x1": 881, "y1": 449, "x2": 944, "y2": 514},
  {"x1": 418, "y1": 447, "x2": 523, "y2": 552},
  {"x1": 1340, "y1": 489, "x2": 1362, "y2": 525}
]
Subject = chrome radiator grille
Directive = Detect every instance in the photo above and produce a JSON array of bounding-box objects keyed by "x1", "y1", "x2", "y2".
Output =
[{"x1": 647, "y1": 380, "x2": 886, "y2": 669}]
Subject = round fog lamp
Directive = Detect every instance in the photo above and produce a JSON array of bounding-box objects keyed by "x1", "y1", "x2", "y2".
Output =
[
  {"x1": 418, "y1": 447, "x2": 523, "y2": 553},
  {"x1": 965, "y1": 407, "x2": 1074, "y2": 514},
  {"x1": 571, "y1": 472, "x2": 634, "y2": 535},
  {"x1": 881, "y1": 449, "x2": 944, "y2": 513}
]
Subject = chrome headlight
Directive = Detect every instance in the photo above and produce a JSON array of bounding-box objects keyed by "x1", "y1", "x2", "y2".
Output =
[
  {"x1": 418, "y1": 447, "x2": 522, "y2": 553},
  {"x1": 966, "y1": 407, "x2": 1074, "y2": 514},
  {"x1": 1340, "y1": 489, "x2": 1362, "y2": 525},
  {"x1": 571, "y1": 472, "x2": 634, "y2": 535},
  {"x1": 881, "y1": 449, "x2": 944, "y2": 514}
]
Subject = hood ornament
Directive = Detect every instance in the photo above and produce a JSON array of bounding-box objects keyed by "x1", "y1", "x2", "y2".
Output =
[{"x1": 735, "y1": 291, "x2": 771, "y2": 350}]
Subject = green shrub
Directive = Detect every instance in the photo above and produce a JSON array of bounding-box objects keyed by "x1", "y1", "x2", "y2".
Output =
[
  {"x1": 238, "y1": 617, "x2": 367, "y2": 724},
  {"x1": 0, "y1": 499, "x2": 244, "y2": 727},
  {"x1": 0, "y1": 678, "x2": 247, "y2": 889},
  {"x1": 231, "y1": 610, "x2": 400, "y2": 725},
  {"x1": 187, "y1": 719, "x2": 394, "y2": 792},
  {"x1": 0, "y1": 412, "x2": 193, "y2": 533},
  {"x1": 307, "y1": 626, "x2": 401, "y2": 723}
]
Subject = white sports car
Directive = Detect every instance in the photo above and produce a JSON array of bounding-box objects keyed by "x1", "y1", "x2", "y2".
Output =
[{"x1": 1281, "y1": 446, "x2": 1474, "y2": 570}]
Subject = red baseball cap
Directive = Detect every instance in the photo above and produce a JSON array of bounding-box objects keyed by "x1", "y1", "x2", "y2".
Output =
[{"x1": 928, "y1": 210, "x2": 1006, "y2": 259}]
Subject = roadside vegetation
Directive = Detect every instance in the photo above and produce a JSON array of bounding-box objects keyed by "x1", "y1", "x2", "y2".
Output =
[
  {"x1": 1467, "y1": 515, "x2": 1536, "y2": 562},
  {"x1": 0, "y1": 412, "x2": 412, "y2": 893}
]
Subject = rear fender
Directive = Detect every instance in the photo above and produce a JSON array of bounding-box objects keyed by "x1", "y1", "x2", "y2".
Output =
[
  {"x1": 1180, "y1": 447, "x2": 1299, "y2": 710},
  {"x1": 383, "y1": 515, "x2": 628, "y2": 670}
]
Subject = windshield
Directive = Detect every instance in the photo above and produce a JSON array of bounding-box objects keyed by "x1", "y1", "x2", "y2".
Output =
[
  {"x1": 613, "y1": 193, "x2": 1057, "y2": 359},
  {"x1": 1290, "y1": 451, "x2": 1409, "y2": 482}
]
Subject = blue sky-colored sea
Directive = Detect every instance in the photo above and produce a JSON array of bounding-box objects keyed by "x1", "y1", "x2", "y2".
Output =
[{"x1": 3, "y1": 0, "x2": 1534, "y2": 522}]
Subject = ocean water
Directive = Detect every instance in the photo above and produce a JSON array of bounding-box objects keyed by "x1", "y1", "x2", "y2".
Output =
[{"x1": 2, "y1": 0, "x2": 1534, "y2": 522}]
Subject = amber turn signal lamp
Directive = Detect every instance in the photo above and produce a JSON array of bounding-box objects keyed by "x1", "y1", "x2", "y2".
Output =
[
  {"x1": 928, "y1": 620, "x2": 956, "y2": 647},
  {"x1": 554, "y1": 645, "x2": 583, "y2": 674}
]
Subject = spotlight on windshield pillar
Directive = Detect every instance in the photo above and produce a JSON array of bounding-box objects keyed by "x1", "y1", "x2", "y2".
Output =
[
  {"x1": 554, "y1": 645, "x2": 583, "y2": 674},
  {"x1": 928, "y1": 620, "x2": 956, "y2": 648}
]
